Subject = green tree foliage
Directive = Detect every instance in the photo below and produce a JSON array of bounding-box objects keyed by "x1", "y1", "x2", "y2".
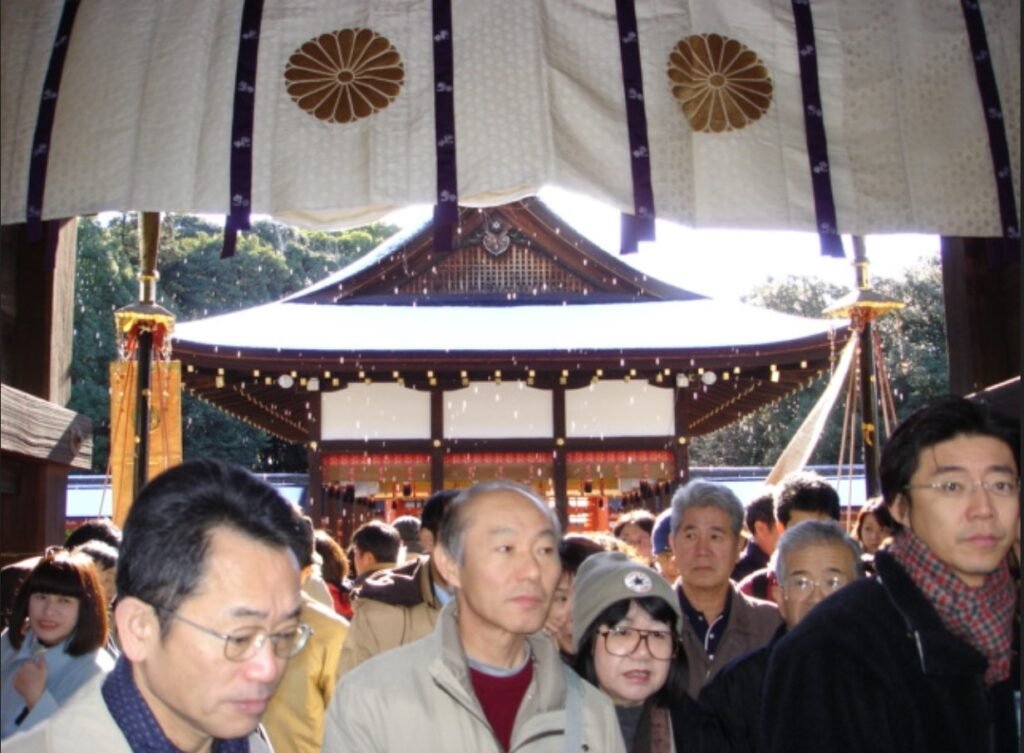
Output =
[
  {"x1": 690, "y1": 255, "x2": 948, "y2": 468},
  {"x1": 69, "y1": 215, "x2": 396, "y2": 472}
]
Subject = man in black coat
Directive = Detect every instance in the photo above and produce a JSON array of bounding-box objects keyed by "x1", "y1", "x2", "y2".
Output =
[
  {"x1": 760, "y1": 396, "x2": 1020, "y2": 753},
  {"x1": 700, "y1": 520, "x2": 863, "y2": 753}
]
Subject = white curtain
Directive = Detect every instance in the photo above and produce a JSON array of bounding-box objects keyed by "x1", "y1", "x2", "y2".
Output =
[{"x1": 1, "y1": 0, "x2": 1019, "y2": 236}]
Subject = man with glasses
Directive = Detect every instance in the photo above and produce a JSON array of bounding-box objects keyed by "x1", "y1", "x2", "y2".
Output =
[
  {"x1": 699, "y1": 520, "x2": 863, "y2": 753},
  {"x1": 6, "y1": 458, "x2": 311, "y2": 753},
  {"x1": 761, "y1": 396, "x2": 1020, "y2": 753}
]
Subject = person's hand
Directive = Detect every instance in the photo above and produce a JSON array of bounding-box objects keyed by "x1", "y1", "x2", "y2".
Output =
[{"x1": 12, "y1": 656, "x2": 48, "y2": 709}]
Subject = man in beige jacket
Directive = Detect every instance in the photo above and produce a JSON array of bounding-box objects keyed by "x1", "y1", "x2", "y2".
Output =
[
  {"x1": 337, "y1": 490, "x2": 457, "y2": 676},
  {"x1": 262, "y1": 519, "x2": 348, "y2": 753},
  {"x1": 325, "y1": 481, "x2": 625, "y2": 752}
]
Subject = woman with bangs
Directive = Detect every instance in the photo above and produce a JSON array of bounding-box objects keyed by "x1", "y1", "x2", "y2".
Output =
[
  {"x1": 1, "y1": 550, "x2": 115, "y2": 738},
  {"x1": 570, "y1": 551, "x2": 689, "y2": 752}
]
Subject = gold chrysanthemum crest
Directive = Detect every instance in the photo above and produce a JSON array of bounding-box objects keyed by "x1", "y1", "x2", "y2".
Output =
[
  {"x1": 667, "y1": 34, "x2": 773, "y2": 133},
  {"x1": 285, "y1": 28, "x2": 404, "y2": 124}
]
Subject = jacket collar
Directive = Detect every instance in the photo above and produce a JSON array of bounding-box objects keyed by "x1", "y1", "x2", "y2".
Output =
[
  {"x1": 874, "y1": 550, "x2": 987, "y2": 677},
  {"x1": 431, "y1": 601, "x2": 569, "y2": 710}
]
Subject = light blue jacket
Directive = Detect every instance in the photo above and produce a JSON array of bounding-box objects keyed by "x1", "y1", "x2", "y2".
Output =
[{"x1": 0, "y1": 628, "x2": 115, "y2": 739}]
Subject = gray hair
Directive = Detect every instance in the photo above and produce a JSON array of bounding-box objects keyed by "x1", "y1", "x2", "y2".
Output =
[
  {"x1": 670, "y1": 479, "x2": 744, "y2": 538},
  {"x1": 439, "y1": 481, "x2": 561, "y2": 565},
  {"x1": 771, "y1": 520, "x2": 864, "y2": 583}
]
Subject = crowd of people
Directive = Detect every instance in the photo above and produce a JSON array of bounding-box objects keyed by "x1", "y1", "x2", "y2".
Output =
[{"x1": 0, "y1": 395, "x2": 1018, "y2": 752}]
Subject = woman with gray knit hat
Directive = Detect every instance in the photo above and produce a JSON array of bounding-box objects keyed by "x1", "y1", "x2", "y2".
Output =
[{"x1": 570, "y1": 551, "x2": 689, "y2": 752}]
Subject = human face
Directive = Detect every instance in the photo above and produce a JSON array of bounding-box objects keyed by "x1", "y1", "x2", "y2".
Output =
[
  {"x1": 592, "y1": 601, "x2": 673, "y2": 707},
  {"x1": 129, "y1": 527, "x2": 302, "y2": 751},
  {"x1": 28, "y1": 592, "x2": 80, "y2": 646},
  {"x1": 440, "y1": 491, "x2": 561, "y2": 663},
  {"x1": 654, "y1": 552, "x2": 679, "y2": 583},
  {"x1": 95, "y1": 566, "x2": 117, "y2": 606},
  {"x1": 858, "y1": 514, "x2": 886, "y2": 554},
  {"x1": 618, "y1": 523, "x2": 653, "y2": 561},
  {"x1": 544, "y1": 571, "x2": 575, "y2": 655},
  {"x1": 895, "y1": 434, "x2": 1019, "y2": 587},
  {"x1": 771, "y1": 542, "x2": 858, "y2": 628},
  {"x1": 671, "y1": 505, "x2": 743, "y2": 591}
]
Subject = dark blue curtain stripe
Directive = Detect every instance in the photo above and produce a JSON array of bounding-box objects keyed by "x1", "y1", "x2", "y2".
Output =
[
  {"x1": 222, "y1": 0, "x2": 265, "y2": 259},
  {"x1": 615, "y1": 0, "x2": 656, "y2": 255},
  {"x1": 959, "y1": 0, "x2": 1019, "y2": 241},
  {"x1": 791, "y1": 0, "x2": 843, "y2": 258},
  {"x1": 432, "y1": 0, "x2": 458, "y2": 253},
  {"x1": 26, "y1": 0, "x2": 80, "y2": 244}
]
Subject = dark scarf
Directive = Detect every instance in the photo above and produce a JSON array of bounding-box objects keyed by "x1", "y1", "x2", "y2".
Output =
[
  {"x1": 889, "y1": 530, "x2": 1014, "y2": 685},
  {"x1": 626, "y1": 702, "x2": 673, "y2": 753},
  {"x1": 101, "y1": 656, "x2": 250, "y2": 752}
]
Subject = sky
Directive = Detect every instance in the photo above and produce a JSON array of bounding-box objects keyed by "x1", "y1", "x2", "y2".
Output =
[{"x1": 384, "y1": 186, "x2": 940, "y2": 302}]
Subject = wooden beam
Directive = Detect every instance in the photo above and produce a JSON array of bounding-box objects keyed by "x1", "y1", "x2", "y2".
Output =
[{"x1": 0, "y1": 384, "x2": 92, "y2": 469}]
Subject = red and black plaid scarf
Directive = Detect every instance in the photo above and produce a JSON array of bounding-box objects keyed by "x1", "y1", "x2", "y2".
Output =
[{"x1": 889, "y1": 530, "x2": 1014, "y2": 686}]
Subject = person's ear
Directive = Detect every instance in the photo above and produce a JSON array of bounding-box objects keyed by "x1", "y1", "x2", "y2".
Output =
[
  {"x1": 115, "y1": 596, "x2": 159, "y2": 662},
  {"x1": 769, "y1": 573, "x2": 784, "y2": 608},
  {"x1": 433, "y1": 545, "x2": 461, "y2": 590},
  {"x1": 891, "y1": 494, "x2": 911, "y2": 528}
]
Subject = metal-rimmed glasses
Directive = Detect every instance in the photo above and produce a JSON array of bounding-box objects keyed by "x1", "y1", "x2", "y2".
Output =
[
  {"x1": 597, "y1": 627, "x2": 677, "y2": 660},
  {"x1": 782, "y1": 575, "x2": 849, "y2": 602},
  {"x1": 904, "y1": 474, "x2": 1020, "y2": 501},
  {"x1": 152, "y1": 604, "x2": 312, "y2": 661}
]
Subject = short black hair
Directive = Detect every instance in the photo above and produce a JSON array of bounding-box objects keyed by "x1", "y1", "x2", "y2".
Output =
[
  {"x1": 117, "y1": 459, "x2": 307, "y2": 635},
  {"x1": 351, "y1": 519, "x2": 401, "y2": 564},
  {"x1": 612, "y1": 509, "x2": 656, "y2": 538},
  {"x1": 880, "y1": 395, "x2": 1020, "y2": 506},
  {"x1": 558, "y1": 533, "x2": 608, "y2": 576},
  {"x1": 75, "y1": 540, "x2": 118, "y2": 571},
  {"x1": 421, "y1": 489, "x2": 460, "y2": 536},
  {"x1": 774, "y1": 472, "x2": 840, "y2": 526},
  {"x1": 744, "y1": 491, "x2": 776, "y2": 533},
  {"x1": 65, "y1": 518, "x2": 122, "y2": 550}
]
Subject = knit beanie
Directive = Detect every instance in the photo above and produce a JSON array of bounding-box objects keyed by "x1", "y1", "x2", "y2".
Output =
[
  {"x1": 651, "y1": 509, "x2": 673, "y2": 555},
  {"x1": 571, "y1": 551, "x2": 681, "y2": 653}
]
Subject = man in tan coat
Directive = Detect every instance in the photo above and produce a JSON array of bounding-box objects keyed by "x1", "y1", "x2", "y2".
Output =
[
  {"x1": 324, "y1": 482, "x2": 625, "y2": 752},
  {"x1": 262, "y1": 519, "x2": 348, "y2": 753},
  {"x1": 337, "y1": 490, "x2": 457, "y2": 676}
]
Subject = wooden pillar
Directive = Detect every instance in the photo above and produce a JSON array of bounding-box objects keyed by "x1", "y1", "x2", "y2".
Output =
[
  {"x1": 430, "y1": 389, "x2": 445, "y2": 492},
  {"x1": 306, "y1": 391, "x2": 324, "y2": 523},
  {"x1": 941, "y1": 237, "x2": 1021, "y2": 395},
  {"x1": 673, "y1": 385, "x2": 690, "y2": 488},
  {"x1": 0, "y1": 220, "x2": 90, "y2": 566},
  {"x1": 552, "y1": 386, "x2": 568, "y2": 528}
]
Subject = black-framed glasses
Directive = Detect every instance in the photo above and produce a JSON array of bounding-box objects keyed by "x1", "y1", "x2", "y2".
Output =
[
  {"x1": 782, "y1": 575, "x2": 848, "y2": 602},
  {"x1": 151, "y1": 604, "x2": 312, "y2": 662},
  {"x1": 904, "y1": 475, "x2": 1020, "y2": 500},
  {"x1": 597, "y1": 627, "x2": 677, "y2": 660}
]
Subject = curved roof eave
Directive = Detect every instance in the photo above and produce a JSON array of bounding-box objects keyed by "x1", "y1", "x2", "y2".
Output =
[{"x1": 172, "y1": 299, "x2": 846, "y2": 354}]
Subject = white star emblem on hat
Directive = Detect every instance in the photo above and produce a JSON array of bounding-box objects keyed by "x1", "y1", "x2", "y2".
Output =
[{"x1": 624, "y1": 571, "x2": 653, "y2": 593}]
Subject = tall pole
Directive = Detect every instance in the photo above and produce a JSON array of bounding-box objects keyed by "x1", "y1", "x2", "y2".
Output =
[
  {"x1": 823, "y1": 236, "x2": 903, "y2": 503},
  {"x1": 133, "y1": 212, "x2": 161, "y2": 499},
  {"x1": 852, "y1": 237, "x2": 881, "y2": 497}
]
